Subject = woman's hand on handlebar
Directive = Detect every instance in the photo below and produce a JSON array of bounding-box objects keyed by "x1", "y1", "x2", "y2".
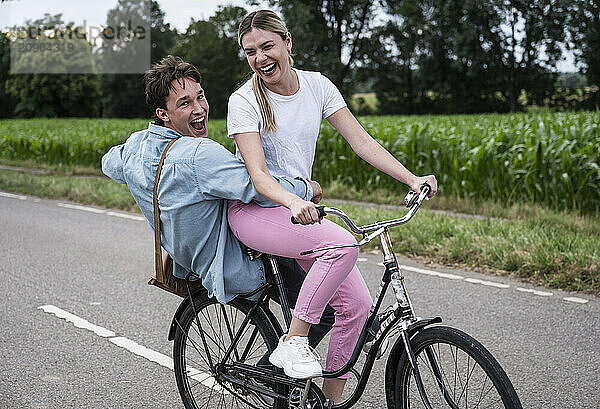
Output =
[
  {"x1": 289, "y1": 197, "x2": 322, "y2": 225},
  {"x1": 411, "y1": 175, "x2": 438, "y2": 198}
]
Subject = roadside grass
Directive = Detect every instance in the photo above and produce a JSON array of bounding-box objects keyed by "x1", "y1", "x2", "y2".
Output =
[{"x1": 1, "y1": 167, "x2": 598, "y2": 294}]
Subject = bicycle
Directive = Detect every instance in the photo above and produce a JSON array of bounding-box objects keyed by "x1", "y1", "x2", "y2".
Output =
[{"x1": 167, "y1": 184, "x2": 523, "y2": 409}]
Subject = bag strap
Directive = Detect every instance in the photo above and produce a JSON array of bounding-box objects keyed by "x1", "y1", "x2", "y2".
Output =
[{"x1": 153, "y1": 137, "x2": 180, "y2": 280}]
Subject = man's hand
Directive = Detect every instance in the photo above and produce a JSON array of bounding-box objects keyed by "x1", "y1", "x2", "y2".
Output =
[{"x1": 308, "y1": 180, "x2": 322, "y2": 204}]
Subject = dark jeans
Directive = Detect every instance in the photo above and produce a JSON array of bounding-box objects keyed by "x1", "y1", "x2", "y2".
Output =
[{"x1": 270, "y1": 256, "x2": 336, "y2": 348}]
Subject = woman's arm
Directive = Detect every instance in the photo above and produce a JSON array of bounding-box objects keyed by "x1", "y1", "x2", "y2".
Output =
[
  {"x1": 327, "y1": 107, "x2": 438, "y2": 196},
  {"x1": 233, "y1": 131, "x2": 322, "y2": 224}
]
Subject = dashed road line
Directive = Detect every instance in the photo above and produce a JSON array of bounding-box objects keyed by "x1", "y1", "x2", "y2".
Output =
[
  {"x1": 57, "y1": 203, "x2": 106, "y2": 214},
  {"x1": 106, "y1": 211, "x2": 145, "y2": 221},
  {"x1": 517, "y1": 287, "x2": 553, "y2": 297},
  {"x1": 563, "y1": 297, "x2": 589, "y2": 304},
  {"x1": 56, "y1": 201, "x2": 144, "y2": 221},
  {"x1": 0, "y1": 191, "x2": 27, "y2": 200},
  {"x1": 401, "y1": 265, "x2": 464, "y2": 280},
  {"x1": 38, "y1": 304, "x2": 224, "y2": 392},
  {"x1": 370, "y1": 258, "x2": 590, "y2": 305},
  {"x1": 1, "y1": 191, "x2": 144, "y2": 222},
  {"x1": 464, "y1": 277, "x2": 510, "y2": 289},
  {"x1": 38, "y1": 305, "x2": 115, "y2": 337},
  {"x1": 109, "y1": 336, "x2": 174, "y2": 370}
]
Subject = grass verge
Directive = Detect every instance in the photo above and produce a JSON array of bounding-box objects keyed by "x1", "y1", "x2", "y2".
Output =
[{"x1": 1, "y1": 167, "x2": 598, "y2": 294}]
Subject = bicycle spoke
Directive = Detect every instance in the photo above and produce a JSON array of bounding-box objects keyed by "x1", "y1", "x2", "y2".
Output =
[
  {"x1": 402, "y1": 335, "x2": 511, "y2": 409},
  {"x1": 174, "y1": 297, "x2": 278, "y2": 409},
  {"x1": 222, "y1": 304, "x2": 243, "y2": 362}
]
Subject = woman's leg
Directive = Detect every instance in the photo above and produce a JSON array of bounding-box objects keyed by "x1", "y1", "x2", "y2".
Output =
[
  {"x1": 296, "y1": 260, "x2": 372, "y2": 403},
  {"x1": 228, "y1": 201, "x2": 372, "y2": 401}
]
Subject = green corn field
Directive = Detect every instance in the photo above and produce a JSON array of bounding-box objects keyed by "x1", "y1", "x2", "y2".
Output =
[{"x1": 1, "y1": 111, "x2": 599, "y2": 213}]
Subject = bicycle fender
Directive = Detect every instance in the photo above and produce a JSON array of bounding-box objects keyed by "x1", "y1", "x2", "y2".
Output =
[
  {"x1": 167, "y1": 288, "x2": 209, "y2": 341},
  {"x1": 384, "y1": 316, "x2": 442, "y2": 409}
]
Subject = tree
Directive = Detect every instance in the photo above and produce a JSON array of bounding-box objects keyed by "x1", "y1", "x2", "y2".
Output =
[
  {"x1": 371, "y1": 0, "x2": 509, "y2": 114},
  {"x1": 100, "y1": 0, "x2": 179, "y2": 118},
  {"x1": 5, "y1": 14, "x2": 101, "y2": 117},
  {"x1": 495, "y1": 0, "x2": 569, "y2": 110},
  {"x1": 170, "y1": 6, "x2": 249, "y2": 118},
  {"x1": 568, "y1": 0, "x2": 600, "y2": 106},
  {"x1": 0, "y1": 32, "x2": 15, "y2": 118},
  {"x1": 370, "y1": 0, "x2": 570, "y2": 114}
]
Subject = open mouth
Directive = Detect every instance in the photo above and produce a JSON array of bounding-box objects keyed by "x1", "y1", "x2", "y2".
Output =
[
  {"x1": 190, "y1": 116, "x2": 206, "y2": 134},
  {"x1": 259, "y1": 62, "x2": 277, "y2": 76}
]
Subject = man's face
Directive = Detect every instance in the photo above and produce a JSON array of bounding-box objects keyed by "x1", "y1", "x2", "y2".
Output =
[{"x1": 157, "y1": 77, "x2": 209, "y2": 137}]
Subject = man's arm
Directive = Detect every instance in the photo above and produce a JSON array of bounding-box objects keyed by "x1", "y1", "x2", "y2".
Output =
[
  {"x1": 101, "y1": 144, "x2": 126, "y2": 184},
  {"x1": 194, "y1": 139, "x2": 313, "y2": 206}
]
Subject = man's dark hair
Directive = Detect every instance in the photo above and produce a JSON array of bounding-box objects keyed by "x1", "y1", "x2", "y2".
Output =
[{"x1": 144, "y1": 55, "x2": 202, "y2": 125}]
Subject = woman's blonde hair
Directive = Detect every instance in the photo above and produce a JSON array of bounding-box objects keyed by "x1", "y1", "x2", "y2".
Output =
[{"x1": 238, "y1": 10, "x2": 293, "y2": 134}]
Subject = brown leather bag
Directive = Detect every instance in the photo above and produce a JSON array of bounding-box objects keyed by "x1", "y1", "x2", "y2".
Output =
[{"x1": 147, "y1": 137, "x2": 196, "y2": 298}]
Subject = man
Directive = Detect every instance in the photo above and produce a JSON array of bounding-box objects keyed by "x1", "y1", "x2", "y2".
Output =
[{"x1": 102, "y1": 56, "x2": 334, "y2": 344}]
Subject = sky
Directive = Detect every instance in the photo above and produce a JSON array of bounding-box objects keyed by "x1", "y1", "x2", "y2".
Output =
[{"x1": 0, "y1": 0, "x2": 576, "y2": 72}]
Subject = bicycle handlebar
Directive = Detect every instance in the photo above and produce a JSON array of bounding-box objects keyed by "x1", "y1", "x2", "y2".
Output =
[
  {"x1": 295, "y1": 184, "x2": 431, "y2": 256},
  {"x1": 291, "y1": 184, "x2": 431, "y2": 234},
  {"x1": 326, "y1": 184, "x2": 431, "y2": 234}
]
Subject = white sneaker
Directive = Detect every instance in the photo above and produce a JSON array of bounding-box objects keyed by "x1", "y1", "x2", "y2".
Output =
[{"x1": 269, "y1": 334, "x2": 322, "y2": 379}]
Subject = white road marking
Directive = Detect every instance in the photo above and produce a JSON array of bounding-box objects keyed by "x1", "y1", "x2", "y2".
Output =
[
  {"x1": 38, "y1": 305, "x2": 115, "y2": 337},
  {"x1": 357, "y1": 258, "x2": 368, "y2": 262},
  {"x1": 0, "y1": 191, "x2": 27, "y2": 200},
  {"x1": 517, "y1": 287, "x2": 553, "y2": 297},
  {"x1": 56, "y1": 202, "x2": 144, "y2": 222},
  {"x1": 57, "y1": 203, "x2": 105, "y2": 213},
  {"x1": 563, "y1": 297, "x2": 589, "y2": 304},
  {"x1": 106, "y1": 211, "x2": 145, "y2": 221},
  {"x1": 109, "y1": 337, "x2": 174, "y2": 370},
  {"x1": 464, "y1": 278, "x2": 510, "y2": 289},
  {"x1": 39, "y1": 304, "x2": 225, "y2": 393},
  {"x1": 400, "y1": 265, "x2": 464, "y2": 280}
]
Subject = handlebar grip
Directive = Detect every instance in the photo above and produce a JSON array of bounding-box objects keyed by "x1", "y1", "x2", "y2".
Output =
[{"x1": 291, "y1": 206, "x2": 327, "y2": 224}]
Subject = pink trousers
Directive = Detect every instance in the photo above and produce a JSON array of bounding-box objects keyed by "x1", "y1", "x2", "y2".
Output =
[{"x1": 228, "y1": 201, "x2": 372, "y2": 377}]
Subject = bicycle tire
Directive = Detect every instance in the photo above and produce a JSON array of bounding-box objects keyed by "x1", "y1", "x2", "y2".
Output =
[
  {"x1": 394, "y1": 326, "x2": 522, "y2": 409},
  {"x1": 173, "y1": 293, "x2": 283, "y2": 409}
]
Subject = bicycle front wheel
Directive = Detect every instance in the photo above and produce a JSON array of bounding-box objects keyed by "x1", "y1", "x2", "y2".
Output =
[
  {"x1": 173, "y1": 293, "x2": 281, "y2": 409},
  {"x1": 395, "y1": 326, "x2": 522, "y2": 409}
]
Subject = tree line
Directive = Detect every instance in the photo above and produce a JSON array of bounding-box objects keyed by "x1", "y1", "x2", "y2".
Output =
[{"x1": 0, "y1": 0, "x2": 598, "y2": 119}]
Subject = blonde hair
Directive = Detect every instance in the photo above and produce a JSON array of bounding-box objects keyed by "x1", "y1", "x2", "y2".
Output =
[{"x1": 238, "y1": 10, "x2": 293, "y2": 134}]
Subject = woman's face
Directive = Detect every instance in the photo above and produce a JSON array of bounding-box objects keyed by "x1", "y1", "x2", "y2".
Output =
[{"x1": 241, "y1": 27, "x2": 293, "y2": 88}]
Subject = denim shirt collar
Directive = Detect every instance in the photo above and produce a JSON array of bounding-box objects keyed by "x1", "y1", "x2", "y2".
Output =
[{"x1": 148, "y1": 122, "x2": 185, "y2": 140}]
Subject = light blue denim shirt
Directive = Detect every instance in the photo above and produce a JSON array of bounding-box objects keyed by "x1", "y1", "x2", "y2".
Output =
[{"x1": 102, "y1": 123, "x2": 313, "y2": 303}]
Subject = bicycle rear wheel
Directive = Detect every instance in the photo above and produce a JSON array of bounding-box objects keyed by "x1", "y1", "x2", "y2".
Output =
[
  {"x1": 173, "y1": 293, "x2": 282, "y2": 409},
  {"x1": 395, "y1": 326, "x2": 522, "y2": 409}
]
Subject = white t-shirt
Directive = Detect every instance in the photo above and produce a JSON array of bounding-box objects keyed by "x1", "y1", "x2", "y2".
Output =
[{"x1": 227, "y1": 69, "x2": 346, "y2": 179}]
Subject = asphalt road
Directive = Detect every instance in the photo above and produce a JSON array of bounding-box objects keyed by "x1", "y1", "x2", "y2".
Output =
[{"x1": 1, "y1": 192, "x2": 598, "y2": 408}]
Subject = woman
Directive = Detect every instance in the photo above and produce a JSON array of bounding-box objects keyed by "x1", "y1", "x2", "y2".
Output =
[{"x1": 227, "y1": 10, "x2": 438, "y2": 403}]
